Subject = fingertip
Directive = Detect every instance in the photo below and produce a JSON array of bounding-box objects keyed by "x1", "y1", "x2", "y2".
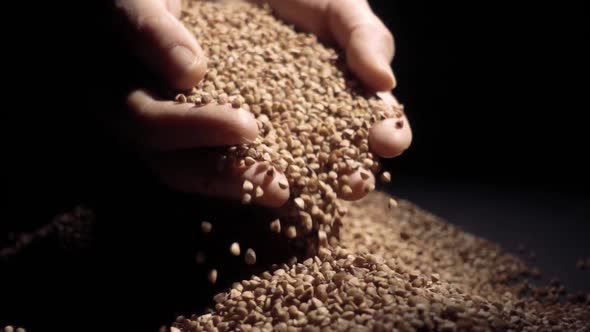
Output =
[
  {"x1": 127, "y1": 95, "x2": 259, "y2": 150},
  {"x1": 339, "y1": 169, "x2": 375, "y2": 201},
  {"x1": 346, "y1": 41, "x2": 395, "y2": 92},
  {"x1": 345, "y1": 23, "x2": 396, "y2": 91},
  {"x1": 151, "y1": 154, "x2": 289, "y2": 208},
  {"x1": 240, "y1": 163, "x2": 290, "y2": 208},
  {"x1": 369, "y1": 116, "x2": 413, "y2": 158},
  {"x1": 185, "y1": 103, "x2": 259, "y2": 145},
  {"x1": 170, "y1": 44, "x2": 208, "y2": 90},
  {"x1": 262, "y1": 171, "x2": 290, "y2": 208},
  {"x1": 232, "y1": 107, "x2": 259, "y2": 143},
  {"x1": 134, "y1": 10, "x2": 207, "y2": 90},
  {"x1": 166, "y1": 12, "x2": 208, "y2": 90}
]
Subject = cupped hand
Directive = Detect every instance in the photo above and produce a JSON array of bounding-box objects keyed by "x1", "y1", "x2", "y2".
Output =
[{"x1": 114, "y1": 0, "x2": 411, "y2": 206}]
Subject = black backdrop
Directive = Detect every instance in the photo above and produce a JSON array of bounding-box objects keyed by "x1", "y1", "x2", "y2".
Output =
[
  {"x1": 0, "y1": 0, "x2": 588, "y2": 329},
  {"x1": 370, "y1": 1, "x2": 588, "y2": 190}
]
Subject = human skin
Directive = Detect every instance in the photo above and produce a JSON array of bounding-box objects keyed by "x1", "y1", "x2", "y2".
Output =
[{"x1": 114, "y1": 0, "x2": 412, "y2": 207}]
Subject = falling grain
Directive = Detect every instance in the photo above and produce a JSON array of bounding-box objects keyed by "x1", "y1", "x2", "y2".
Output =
[
  {"x1": 245, "y1": 248, "x2": 257, "y2": 265},
  {"x1": 229, "y1": 242, "x2": 241, "y2": 256},
  {"x1": 200, "y1": 221, "x2": 212, "y2": 234},
  {"x1": 208, "y1": 269, "x2": 218, "y2": 284}
]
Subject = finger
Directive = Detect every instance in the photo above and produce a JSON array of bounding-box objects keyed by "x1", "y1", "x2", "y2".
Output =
[
  {"x1": 261, "y1": 0, "x2": 329, "y2": 39},
  {"x1": 115, "y1": 0, "x2": 206, "y2": 89},
  {"x1": 325, "y1": 0, "x2": 396, "y2": 91},
  {"x1": 338, "y1": 168, "x2": 375, "y2": 201},
  {"x1": 166, "y1": 0, "x2": 181, "y2": 18},
  {"x1": 149, "y1": 150, "x2": 290, "y2": 207},
  {"x1": 126, "y1": 90, "x2": 258, "y2": 150},
  {"x1": 265, "y1": 0, "x2": 396, "y2": 92},
  {"x1": 368, "y1": 93, "x2": 412, "y2": 158}
]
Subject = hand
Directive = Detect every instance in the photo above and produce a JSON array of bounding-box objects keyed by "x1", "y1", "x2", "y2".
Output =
[{"x1": 114, "y1": 0, "x2": 412, "y2": 206}]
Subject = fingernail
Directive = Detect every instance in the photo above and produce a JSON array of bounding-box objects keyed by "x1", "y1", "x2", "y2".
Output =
[
  {"x1": 170, "y1": 45, "x2": 197, "y2": 71},
  {"x1": 380, "y1": 59, "x2": 396, "y2": 89},
  {"x1": 236, "y1": 108, "x2": 259, "y2": 143},
  {"x1": 380, "y1": 59, "x2": 396, "y2": 90}
]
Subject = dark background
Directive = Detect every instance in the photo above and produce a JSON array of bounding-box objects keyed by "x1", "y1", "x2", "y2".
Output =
[
  {"x1": 0, "y1": 0, "x2": 588, "y2": 330},
  {"x1": 371, "y1": 0, "x2": 589, "y2": 293},
  {"x1": 373, "y1": 1, "x2": 588, "y2": 189}
]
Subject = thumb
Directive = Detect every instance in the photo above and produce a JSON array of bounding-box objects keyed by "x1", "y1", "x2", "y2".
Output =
[
  {"x1": 325, "y1": 0, "x2": 396, "y2": 91},
  {"x1": 116, "y1": 0, "x2": 206, "y2": 90}
]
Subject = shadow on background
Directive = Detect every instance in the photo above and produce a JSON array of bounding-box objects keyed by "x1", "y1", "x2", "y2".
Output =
[{"x1": 371, "y1": 0, "x2": 589, "y2": 293}]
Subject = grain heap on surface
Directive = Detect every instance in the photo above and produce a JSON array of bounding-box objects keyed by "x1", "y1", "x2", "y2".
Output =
[
  {"x1": 179, "y1": 0, "x2": 404, "y2": 254},
  {"x1": 170, "y1": 1, "x2": 589, "y2": 331},
  {"x1": 173, "y1": 192, "x2": 590, "y2": 332}
]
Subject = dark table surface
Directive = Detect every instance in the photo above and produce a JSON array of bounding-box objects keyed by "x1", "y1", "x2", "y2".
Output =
[{"x1": 387, "y1": 175, "x2": 590, "y2": 294}]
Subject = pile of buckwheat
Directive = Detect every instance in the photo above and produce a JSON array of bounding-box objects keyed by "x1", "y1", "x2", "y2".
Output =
[
  {"x1": 178, "y1": 0, "x2": 403, "y2": 260},
  {"x1": 2, "y1": 2, "x2": 587, "y2": 331},
  {"x1": 172, "y1": 192, "x2": 590, "y2": 332},
  {"x1": 167, "y1": 2, "x2": 590, "y2": 332}
]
